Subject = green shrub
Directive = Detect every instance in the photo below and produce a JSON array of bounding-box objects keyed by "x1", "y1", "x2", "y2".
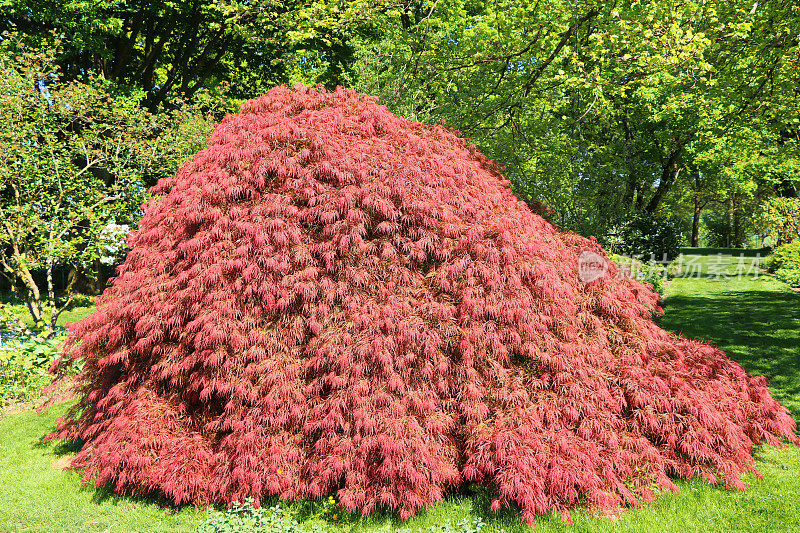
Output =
[
  {"x1": 775, "y1": 263, "x2": 800, "y2": 288},
  {"x1": 0, "y1": 336, "x2": 64, "y2": 406},
  {"x1": 753, "y1": 197, "x2": 800, "y2": 246},
  {"x1": 764, "y1": 240, "x2": 800, "y2": 273},
  {"x1": 605, "y1": 212, "x2": 683, "y2": 261},
  {"x1": 196, "y1": 499, "x2": 322, "y2": 533}
]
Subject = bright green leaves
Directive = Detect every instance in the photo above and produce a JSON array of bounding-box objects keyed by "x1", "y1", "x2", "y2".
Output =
[
  {"x1": 346, "y1": 0, "x2": 799, "y2": 238},
  {"x1": 0, "y1": 46, "x2": 214, "y2": 329}
]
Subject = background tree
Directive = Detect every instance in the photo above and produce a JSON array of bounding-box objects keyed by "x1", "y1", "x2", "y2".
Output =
[
  {"x1": 0, "y1": 44, "x2": 214, "y2": 331},
  {"x1": 2, "y1": 0, "x2": 798, "y2": 255},
  {"x1": 349, "y1": 0, "x2": 800, "y2": 241},
  {"x1": 0, "y1": 0, "x2": 388, "y2": 109},
  {"x1": 753, "y1": 197, "x2": 800, "y2": 245}
]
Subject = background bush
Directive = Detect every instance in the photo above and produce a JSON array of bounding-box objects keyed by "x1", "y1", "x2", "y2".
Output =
[
  {"x1": 764, "y1": 240, "x2": 800, "y2": 273},
  {"x1": 0, "y1": 336, "x2": 64, "y2": 406},
  {"x1": 604, "y1": 213, "x2": 683, "y2": 261},
  {"x1": 775, "y1": 263, "x2": 800, "y2": 288}
]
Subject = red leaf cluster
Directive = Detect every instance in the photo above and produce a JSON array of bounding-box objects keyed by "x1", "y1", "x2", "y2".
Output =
[{"x1": 52, "y1": 85, "x2": 797, "y2": 524}]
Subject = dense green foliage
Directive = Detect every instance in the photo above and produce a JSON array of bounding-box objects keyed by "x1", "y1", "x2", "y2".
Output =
[
  {"x1": 753, "y1": 197, "x2": 800, "y2": 246},
  {"x1": 0, "y1": 336, "x2": 62, "y2": 405},
  {"x1": 0, "y1": 296, "x2": 93, "y2": 405},
  {"x1": 604, "y1": 212, "x2": 682, "y2": 260},
  {"x1": 349, "y1": 0, "x2": 800, "y2": 242},
  {"x1": 0, "y1": 0, "x2": 381, "y2": 108},
  {"x1": 764, "y1": 240, "x2": 800, "y2": 273},
  {"x1": 2, "y1": 0, "x2": 799, "y2": 262},
  {"x1": 775, "y1": 264, "x2": 800, "y2": 288},
  {"x1": 0, "y1": 44, "x2": 214, "y2": 329}
]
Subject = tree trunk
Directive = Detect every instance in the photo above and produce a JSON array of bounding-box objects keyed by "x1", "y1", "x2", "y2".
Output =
[
  {"x1": 728, "y1": 196, "x2": 735, "y2": 247},
  {"x1": 47, "y1": 258, "x2": 56, "y2": 330},
  {"x1": 16, "y1": 264, "x2": 44, "y2": 326},
  {"x1": 646, "y1": 146, "x2": 682, "y2": 213},
  {"x1": 692, "y1": 196, "x2": 703, "y2": 247},
  {"x1": 733, "y1": 196, "x2": 744, "y2": 247}
]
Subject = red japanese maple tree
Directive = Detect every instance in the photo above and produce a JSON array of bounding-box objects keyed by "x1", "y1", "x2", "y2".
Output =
[{"x1": 52, "y1": 85, "x2": 797, "y2": 524}]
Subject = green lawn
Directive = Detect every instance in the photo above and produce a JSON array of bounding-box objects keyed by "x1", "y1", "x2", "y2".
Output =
[
  {"x1": 660, "y1": 267, "x2": 800, "y2": 420},
  {"x1": 0, "y1": 294, "x2": 97, "y2": 329},
  {"x1": 1, "y1": 259, "x2": 799, "y2": 532}
]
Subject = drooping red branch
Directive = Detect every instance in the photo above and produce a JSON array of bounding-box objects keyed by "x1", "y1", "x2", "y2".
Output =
[{"x1": 51, "y1": 85, "x2": 796, "y2": 524}]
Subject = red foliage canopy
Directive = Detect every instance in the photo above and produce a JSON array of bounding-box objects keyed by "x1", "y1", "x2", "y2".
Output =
[{"x1": 53, "y1": 85, "x2": 797, "y2": 524}]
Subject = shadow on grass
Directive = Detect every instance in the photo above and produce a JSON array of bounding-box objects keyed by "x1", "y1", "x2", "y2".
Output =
[
  {"x1": 32, "y1": 430, "x2": 198, "y2": 511},
  {"x1": 679, "y1": 247, "x2": 770, "y2": 257},
  {"x1": 85, "y1": 483, "x2": 194, "y2": 510},
  {"x1": 661, "y1": 287, "x2": 800, "y2": 419}
]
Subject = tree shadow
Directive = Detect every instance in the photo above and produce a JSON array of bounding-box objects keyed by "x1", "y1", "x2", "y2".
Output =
[
  {"x1": 32, "y1": 435, "x2": 83, "y2": 455},
  {"x1": 33, "y1": 431, "x2": 199, "y2": 511},
  {"x1": 85, "y1": 483, "x2": 192, "y2": 509},
  {"x1": 661, "y1": 286, "x2": 800, "y2": 419}
]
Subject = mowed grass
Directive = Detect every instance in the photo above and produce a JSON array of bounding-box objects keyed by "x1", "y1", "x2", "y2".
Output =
[
  {"x1": 1, "y1": 254, "x2": 799, "y2": 532},
  {"x1": 661, "y1": 256, "x2": 800, "y2": 420},
  {"x1": 0, "y1": 407, "x2": 206, "y2": 533},
  {"x1": 0, "y1": 293, "x2": 97, "y2": 329}
]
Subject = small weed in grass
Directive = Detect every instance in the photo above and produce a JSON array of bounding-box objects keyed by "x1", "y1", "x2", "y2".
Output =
[{"x1": 197, "y1": 499, "x2": 314, "y2": 533}]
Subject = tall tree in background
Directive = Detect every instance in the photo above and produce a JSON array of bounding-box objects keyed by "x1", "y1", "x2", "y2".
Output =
[
  {"x1": 3, "y1": 0, "x2": 798, "y2": 246},
  {"x1": 350, "y1": 0, "x2": 800, "y2": 237},
  {"x1": 0, "y1": 0, "x2": 393, "y2": 322},
  {"x1": 0, "y1": 0, "x2": 387, "y2": 109}
]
